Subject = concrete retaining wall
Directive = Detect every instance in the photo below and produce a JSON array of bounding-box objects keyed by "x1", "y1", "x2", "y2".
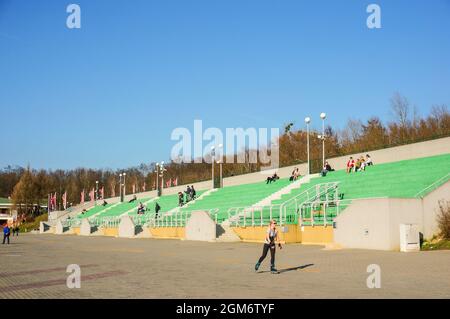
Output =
[
  {"x1": 334, "y1": 181, "x2": 450, "y2": 250},
  {"x1": 185, "y1": 211, "x2": 216, "y2": 241}
]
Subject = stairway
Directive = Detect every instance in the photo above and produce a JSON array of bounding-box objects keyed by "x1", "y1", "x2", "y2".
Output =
[
  {"x1": 165, "y1": 188, "x2": 218, "y2": 216},
  {"x1": 215, "y1": 221, "x2": 240, "y2": 242},
  {"x1": 226, "y1": 174, "x2": 319, "y2": 223},
  {"x1": 250, "y1": 174, "x2": 318, "y2": 208},
  {"x1": 119, "y1": 197, "x2": 159, "y2": 217}
]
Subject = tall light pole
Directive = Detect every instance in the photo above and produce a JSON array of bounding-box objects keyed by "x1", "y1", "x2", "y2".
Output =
[
  {"x1": 123, "y1": 172, "x2": 127, "y2": 199},
  {"x1": 95, "y1": 180, "x2": 99, "y2": 206},
  {"x1": 119, "y1": 173, "x2": 123, "y2": 202},
  {"x1": 217, "y1": 159, "x2": 223, "y2": 188},
  {"x1": 305, "y1": 117, "x2": 311, "y2": 175},
  {"x1": 211, "y1": 144, "x2": 222, "y2": 189},
  {"x1": 160, "y1": 161, "x2": 166, "y2": 196},
  {"x1": 155, "y1": 163, "x2": 159, "y2": 194},
  {"x1": 320, "y1": 112, "x2": 327, "y2": 167}
]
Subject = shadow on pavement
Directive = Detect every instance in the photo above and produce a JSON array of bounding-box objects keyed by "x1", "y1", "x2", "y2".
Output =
[{"x1": 257, "y1": 263, "x2": 314, "y2": 274}]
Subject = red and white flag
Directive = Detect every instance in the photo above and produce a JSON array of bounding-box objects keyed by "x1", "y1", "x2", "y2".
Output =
[
  {"x1": 89, "y1": 188, "x2": 95, "y2": 202},
  {"x1": 62, "y1": 191, "x2": 67, "y2": 210},
  {"x1": 52, "y1": 193, "x2": 57, "y2": 211},
  {"x1": 173, "y1": 177, "x2": 178, "y2": 186},
  {"x1": 81, "y1": 190, "x2": 85, "y2": 204}
]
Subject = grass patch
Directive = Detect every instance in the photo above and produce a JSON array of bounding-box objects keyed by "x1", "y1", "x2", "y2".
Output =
[
  {"x1": 421, "y1": 238, "x2": 450, "y2": 251},
  {"x1": 19, "y1": 213, "x2": 48, "y2": 233}
]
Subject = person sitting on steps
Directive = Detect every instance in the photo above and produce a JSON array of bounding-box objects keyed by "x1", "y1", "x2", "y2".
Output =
[
  {"x1": 129, "y1": 195, "x2": 137, "y2": 203},
  {"x1": 266, "y1": 173, "x2": 280, "y2": 184}
]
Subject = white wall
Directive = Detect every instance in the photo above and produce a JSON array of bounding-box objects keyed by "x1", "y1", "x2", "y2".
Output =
[
  {"x1": 333, "y1": 181, "x2": 450, "y2": 250},
  {"x1": 421, "y1": 181, "x2": 450, "y2": 238},
  {"x1": 334, "y1": 198, "x2": 393, "y2": 250}
]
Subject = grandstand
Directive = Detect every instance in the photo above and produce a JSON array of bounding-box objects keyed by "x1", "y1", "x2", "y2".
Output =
[{"x1": 43, "y1": 139, "x2": 450, "y2": 251}]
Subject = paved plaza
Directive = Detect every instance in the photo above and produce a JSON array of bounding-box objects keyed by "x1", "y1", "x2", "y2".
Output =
[{"x1": 0, "y1": 233, "x2": 449, "y2": 299}]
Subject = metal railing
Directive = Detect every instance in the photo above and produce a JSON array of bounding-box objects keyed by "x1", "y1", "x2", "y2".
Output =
[
  {"x1": 299, "y1": 198, "x2": 352, "y2": 227},
  {"x1": 227, "y1": 182, "x2": 340, "y2": 227},
  {"x1": 414, "y1": 173, "x2": 450, "y2": 198}
]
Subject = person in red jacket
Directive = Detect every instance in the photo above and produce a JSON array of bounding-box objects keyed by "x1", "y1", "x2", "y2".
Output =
[{"x1": 346, "y1": 157, "x2": 355, "y2": 173}]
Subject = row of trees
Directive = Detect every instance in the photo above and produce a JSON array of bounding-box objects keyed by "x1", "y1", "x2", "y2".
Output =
[{"x1": 1, "y1": 93, "x2": 449, "y2": 215}]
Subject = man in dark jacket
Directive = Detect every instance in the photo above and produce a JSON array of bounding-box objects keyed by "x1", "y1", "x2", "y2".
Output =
[{"x1": 3, "y1": 224, "x2": 11, "y2": 244}]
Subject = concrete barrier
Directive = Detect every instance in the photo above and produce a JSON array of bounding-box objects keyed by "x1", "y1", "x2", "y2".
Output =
[
  {"x1": 55, "y1": 220, "x2": 64, "y2": 234},
  {"x1": 80, "y1": 219, "x2": 94, "y2": 236},
  {"x1": 39, "y1": 221, "x2": 51, "y2": 234},
  {"x1": 118, "y1": 215, "x2": 135, "y2": 238},
  {"x1": 185, "y1": 211, "x2": 216, "y2": 241}
]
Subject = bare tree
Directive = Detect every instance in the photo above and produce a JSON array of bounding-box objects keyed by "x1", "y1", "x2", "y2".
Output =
[{"x1": 390, "y1": 92, "x2": 410, "y2": 128}]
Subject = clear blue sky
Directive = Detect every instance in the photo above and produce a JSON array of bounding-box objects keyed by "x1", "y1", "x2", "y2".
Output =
[{"x1": 1, "y1": 0, "x2": 449, "y2": 169}]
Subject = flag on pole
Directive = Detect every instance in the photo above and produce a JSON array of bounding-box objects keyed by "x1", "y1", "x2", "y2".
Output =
[
  {"x1": 81, "y1": 190, "x2": 85, "y2": 204},
  {"x1": 89, "y1": 188, "x2": 95, "y2": 202},
  {"x1": 62, "y1": 191, "x2": 67, "y2": 210},
  {"x1": 52, "y1": 193, "x2": 57, "y2": 211},
  {"x1": 173, "y1": 177, "x2": 178, "y2": 186}
]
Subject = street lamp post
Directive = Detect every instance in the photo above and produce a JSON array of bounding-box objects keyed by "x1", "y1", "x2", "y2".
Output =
[
  {"x1": 305, "y1": 117, "x2": 311, "y2": 175},
  {"x1": 217, "y1": 160, "x2": 223, "y2": 188},
  {"x1": 320, "y1": 112, "x2": 327, "y2": 167},
  {"x1": 155, "y1": 163, "x2": 159, "y2": 194},
  {"x1": 119, "y1": 173, "x2": 123, "y2": 202},
  {"x1": 123, "y1": 173, "x2": 127, "y2": 199},
  {"x1": 160, "y1": 162, "x2": 166, "y2": 196},
  {"x1": 211, "y1": 144, "x2": 222, "y2": 189},
  {"x1": 95, "y1": 180, "x2": 99, "y2": 206}
]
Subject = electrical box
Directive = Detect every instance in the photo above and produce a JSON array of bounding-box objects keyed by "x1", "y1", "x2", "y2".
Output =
[{"x1": 399, "y1": 224, "x2": 420, "y2": 252}]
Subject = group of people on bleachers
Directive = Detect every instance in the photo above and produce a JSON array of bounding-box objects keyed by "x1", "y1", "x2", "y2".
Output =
[
  {"x1": 346, "y1": 154, "x2": 373, "y2": 173},
  {"x1": 178, "y1": 185, "x2": 197, "y2": 207}
]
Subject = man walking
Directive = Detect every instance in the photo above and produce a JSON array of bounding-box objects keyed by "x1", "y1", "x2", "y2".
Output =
[{"x1": 3, "y1": 224, "x2": 11, "y2": 244}]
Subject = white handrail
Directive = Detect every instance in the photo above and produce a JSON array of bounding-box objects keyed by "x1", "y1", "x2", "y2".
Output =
[{"x1": 414, "y1": 173, "x2": 450, "y2": 198}]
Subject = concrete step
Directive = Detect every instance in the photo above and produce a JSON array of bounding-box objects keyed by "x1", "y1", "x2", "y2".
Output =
[
  {"x1": 166, "y1": 188, "x2": 217, "y2": 215},
  {"x1": 216, "y1": 223, "x2": 240, "y2": 242}
]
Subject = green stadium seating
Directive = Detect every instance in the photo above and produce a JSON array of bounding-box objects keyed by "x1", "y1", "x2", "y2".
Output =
[{"x1": 72, "y1": 154, "x2": 450, "y2": 228}]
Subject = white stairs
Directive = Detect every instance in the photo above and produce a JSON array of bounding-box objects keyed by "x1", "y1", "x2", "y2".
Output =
[
  {"x1": 164, "y1": 188, "x2": 218, "y2": 216},
  {"x1": 249, "y1": 174, "x2": 318, "y2": 209},
  {"x1": 227, "y1": 174, "x2": 319, "y2": 223},
  {"x1": 119, "y1": 197, "x2": 159, "y2": 217}
]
